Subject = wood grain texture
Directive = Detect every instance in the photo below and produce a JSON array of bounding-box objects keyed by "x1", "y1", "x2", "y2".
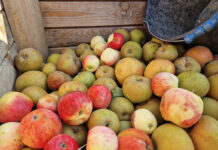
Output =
[
  {"x1": 0, "y1": 0, "x2": 3, "y2": 11},
  {"x1": 0, "y1": 43, "x2": 17, "y2": 97},
  {"x1": 49, "y1": 46, "x2": 77, "y2": 54},
  {"x1": 46, "y1": 26, "x2": 146, "y2": 47},
  {"x1": 0, "y1": 11, "x2": 14, "y2": 65},
  {"x1": 2, "y1": 0, "x2": 49, "y2": 60},
  {"x1": 40, "y1": 1, "x2": 146, "y2": 28}
]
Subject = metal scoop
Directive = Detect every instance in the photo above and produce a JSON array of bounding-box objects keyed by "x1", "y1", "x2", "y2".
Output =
[{"x1": 144, "y1": 0, "x2": 218, "y2": 44}]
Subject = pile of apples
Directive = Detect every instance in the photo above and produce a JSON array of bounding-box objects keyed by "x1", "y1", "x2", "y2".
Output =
[{"x1": 0, "y1": 28, "x2": 217, "y2": 150}]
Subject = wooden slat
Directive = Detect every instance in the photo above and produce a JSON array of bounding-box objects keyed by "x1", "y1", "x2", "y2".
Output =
[
  {"x1": 0, "y1": 11, "x2": 14, "y2": 65},
  {"x1": 49, "y1": 46, "x2": 77, "y2": 54},
  {"x1": 46, "y1": 26, "x2": 147, "y2": 48},
  {"x1": 0, "y1": 0, "x2": 3, "y2": 11},
  {"x1": 40, "y1": 1, "x2": 146, "y2": 28},
  {"x1": 3, "y1": 0, "x2": 49, "y2": 61}
]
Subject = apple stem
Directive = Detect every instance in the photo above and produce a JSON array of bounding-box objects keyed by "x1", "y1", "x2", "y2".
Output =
[{"x1": 78, "y1": 144, "x2": 86, "y2": 150}]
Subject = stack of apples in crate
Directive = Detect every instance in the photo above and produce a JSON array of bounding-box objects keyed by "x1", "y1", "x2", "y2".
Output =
[{"x1": 0, "y1": 28, "x2": 217, "y2": 150}]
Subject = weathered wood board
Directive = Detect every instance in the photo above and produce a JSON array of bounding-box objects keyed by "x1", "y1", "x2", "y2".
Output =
[
  {"x1": 0, "y1": 11, "x2": 14, "y2": 65},
  {"x1": 2, "y1": 0, "x2": 48, "y2": 60},
  {"x1": 46, "y1": 26, "x2": 145, "y2": 48},
  {"x1": 40, "y1": 1, "x2": 146, "y2": 28},
  {"x1": 0, "y1": 0, "x2": 3, "y2": 11}
]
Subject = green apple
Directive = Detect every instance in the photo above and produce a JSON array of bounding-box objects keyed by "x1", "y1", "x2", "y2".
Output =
[
  {"x1": 61, "y1": 48, "x2": 76, "y2": 57},
  {"x1": 93, "y1": 77, "x2": 118, "y2": 91},
  {"x1": 202, "y1": 97, "x2": 218, "y2": 120},
  {"x1": 76, "y1": 43, "x2": 91, "y2": 56},
  {"x1": 204, "y1": 60, "x2": 218, "y2": 77},
  {"x1": 57, "y1": 53, "x2": 81, "y2": 76},
  {"x1": 47, "y1": 53, "x2": 60, "y2": 65},
  {"x1": 131, "y1": 109, "x2": 157, "y2": 134},
  {"x1": 122, "y1": 75, "x2": 152, "y2": 103},
  {"x1": 142, "y1": 41, "x2": 160, "y2": 62},
  {"x1": 62, "y1": 124, "x2": 87, "y2": 146},
  {"x1": 73, "y1": 71, "x2": 95, "y2": 88},
  {"x1": 178, "y1": 71, "x2": 210, "y2": 97},
  {"x1": 174, "y1": 56, "x2": 201, "y2": 74},
  {"x1": 136, "y1": 98, "x2": 164, "y2": 125},
  {"x1": 130, "y1": 29, "x2": 146, "y2": 45},
  {"x1": 42, "y1": 63, "x2": 57, "y2": 75},
  {"x1": 109, "y1": 97, "x2": 134, "y2": 121},
  {"x1": 95, "y1": 65, "x2": 115, "y2": 79},
  {"x1": 119, "y1": 121, "x2": 132, "y2": 132},
  {"x1": 111, "y1": 87, "x2": 123, "y2": 98},
  {"x1": 115, "y1": 29, "x2": 130, "y2": 43},
  {"x1": 22, "y1": 86, "x2": 47, "y2": 105},
  {"x1": 88, "y1": 109, "x2": 120, "y2": 133},
  {"x1": 154, "y1": 44, "x2": 178, "y2": 61},
  {"x1": 121, "y1": 41, "x2": 142, "y2": 59}
]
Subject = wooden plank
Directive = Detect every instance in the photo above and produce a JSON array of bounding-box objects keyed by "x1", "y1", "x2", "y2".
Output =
[
  {"x1": 0, "y1": 43, "x2": 17, "y2": 97},
  {"x1": 40, "y1": 0, "x2": 145, "y2": 1},
  {"x1": 2, "y1": 0, "x2": 49, "y2": 61},
  {"x1": 49, "y1": 46, "x2": 77, "y2": 54},
  {"x1": 0, "y1": 11, "x2": 14, "y2": 64},
  {"x1": 40, "y1": 1, "x2": 146, "y2": 28},
  {"x1": 46, "y1": 26, "x2": 146, "y2": 48},
  {"x1": 0, "y1": 0, "x2": 3, "y2": 11}
]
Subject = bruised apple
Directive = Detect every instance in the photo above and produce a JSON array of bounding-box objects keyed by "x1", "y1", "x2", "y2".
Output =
[
  {"x1": 20, "y1": 109, "x2": 62, "y2": 148},
  {"x1": 160, "y1": 88, "x2": 203, "y2": 128},
  {"x1": 0, "y1": 92, "x2": 33, "y2": 123},
  {"x1": 58, "y1": 91, "x2": 92, "y2": 125},
  {"x1": 184, "y1": 46, "x2": 213, "y2": 67},
  {"x1": 0, "y1": 122, "x2": 24, "y2": 150},
  {"x1": 47, "y1": 71, "x2": 71, "y2": 91},
  {"x1": 37, "y1": 94, "x2": 59, "y2": 112}
]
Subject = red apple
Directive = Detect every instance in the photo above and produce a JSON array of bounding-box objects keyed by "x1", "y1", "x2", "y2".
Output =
[
  {"x1": 44, "y1": 134, "x2": 79, "y2": 150},
  {"x1": 118, "y1": 128, "x2": 153, "y2": 150},
  {"x1": 82, "y1": 55, "x2": 100, "y2": 72},
  {"x1": 87, "y1": 126, "x2": 118, "y2": 150},
  {"x1": 100, "y1": 48, "x2": 120, "y2": 66},
  {"x1": 160, "y1": 88, "x2": 203, "y2": 128},
  {"x1": 20, "y1": 109, "x2": 62, "y2": 148},
  {"x1": 37, "y1": 94, "x2": 59, "y2": 112},
  {"x1": 151, "y1": 72, "x2": 178, "y2": 97},
  {"x1": 88, "y1": 85, "x2": 111, "y2": 109},
  {"x1": 0, "y1": 92, "x2": 33, "y2": 123},
  {"x1": 108, "y1": 33, "x2": 124, "y2": 50},
  {"x1": 118, "y1": 136, "x2": 148, "y2": 150},
  {"x1": 58, "y1": 91, "x2": 93, "y2": 125}
]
